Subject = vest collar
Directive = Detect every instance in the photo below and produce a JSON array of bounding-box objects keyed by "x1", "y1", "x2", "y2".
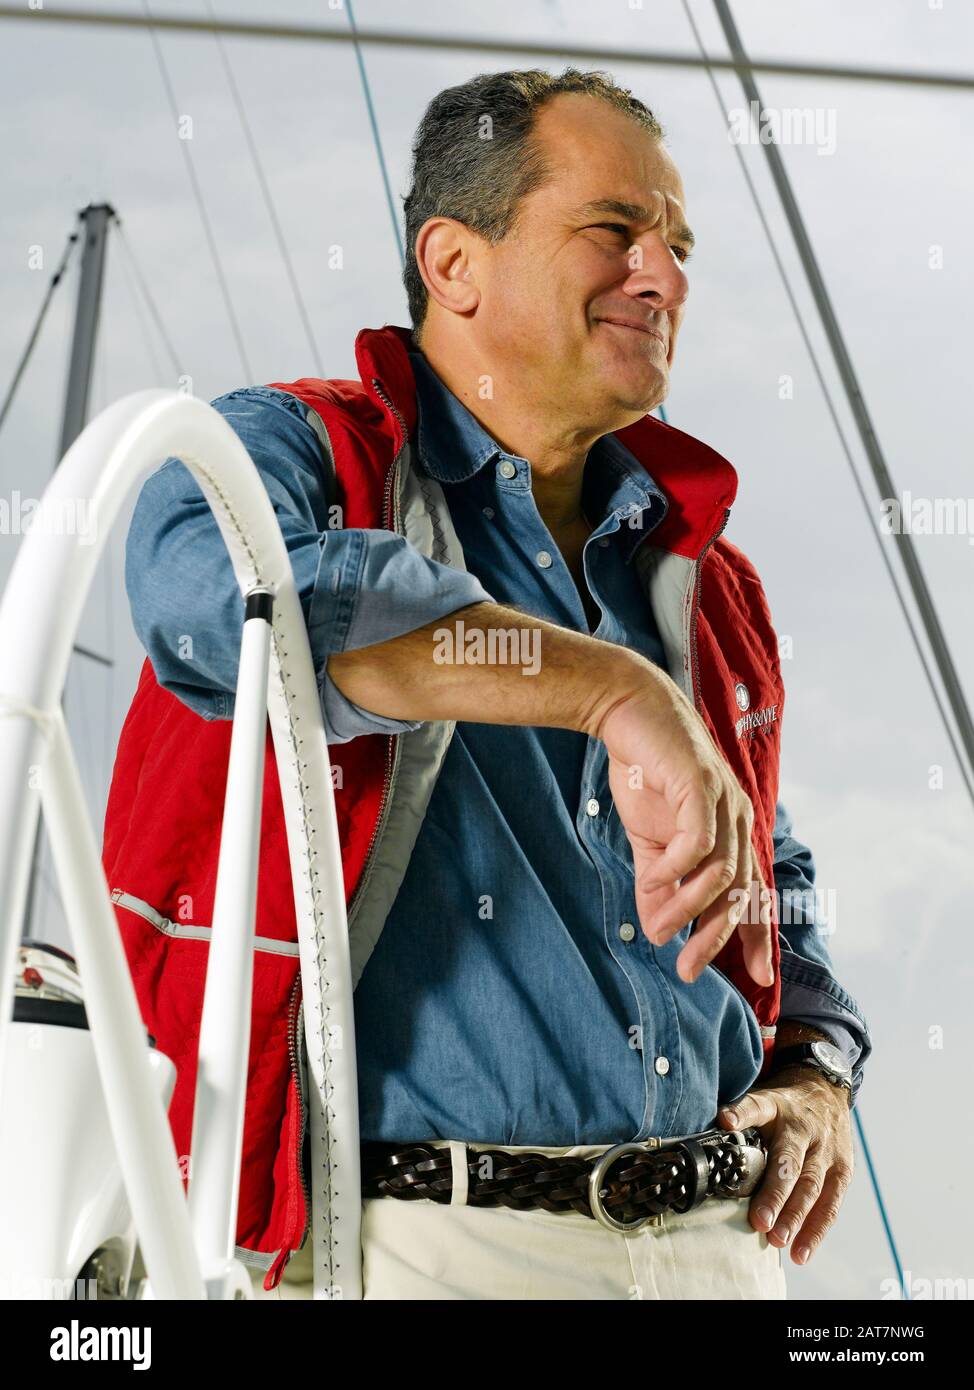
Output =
[{"x1": 354, "y1": 323, "x2": 738, "y2": 560}]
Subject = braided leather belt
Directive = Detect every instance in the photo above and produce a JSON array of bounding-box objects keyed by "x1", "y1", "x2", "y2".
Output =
[{"x1": 361, "y1": 1126, "x2": 768, "y2": 1234}]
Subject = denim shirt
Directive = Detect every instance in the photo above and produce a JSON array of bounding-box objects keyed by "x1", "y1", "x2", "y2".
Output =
[{"x1": 125, "y1": 365, "x2": 873, "y2": 1139}]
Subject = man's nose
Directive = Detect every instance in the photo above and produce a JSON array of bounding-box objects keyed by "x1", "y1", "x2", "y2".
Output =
[{"x1": 623, "y1": 236, "x2": 689, "y2": 312}]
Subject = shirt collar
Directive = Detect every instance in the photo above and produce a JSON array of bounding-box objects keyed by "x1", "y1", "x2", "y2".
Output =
[
  {"x1": 410, "y1": 350, "x2": 506, "y2": 483},
  {"x1": 409, "y1": 349, "x2": 668, "y2": 559}
]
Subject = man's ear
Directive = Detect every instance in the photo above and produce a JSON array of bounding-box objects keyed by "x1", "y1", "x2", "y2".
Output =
[{"x1": 414, "y1": 217, "x2": 480, "y2": 318}]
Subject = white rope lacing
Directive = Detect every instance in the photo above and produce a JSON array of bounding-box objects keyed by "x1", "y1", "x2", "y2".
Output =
[{"x1": 0, "y1": 693, "x2": 60, "y2": 742}]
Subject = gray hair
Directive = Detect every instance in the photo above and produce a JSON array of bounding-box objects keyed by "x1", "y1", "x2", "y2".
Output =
[{"x1": 402, "y1": 67, "x2": 664, "y2": 333}]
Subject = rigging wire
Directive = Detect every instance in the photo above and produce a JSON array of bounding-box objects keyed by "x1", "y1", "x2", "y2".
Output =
[
  {"x1": 346, "y1": 0, "x2": 405, "y2": 267},
  {"x1": 853, "y1": 1109, "x2": 908, "y2": 1300},
  {"x1": 202, "y1": 0, "x2": 324, "y2": 375},
  {"x1": 1, "y1": 6, "x2": 971, "y2": 93},
  {"x1": 140, "y1": 0, "x2": 253, "y2": 381},
  {"x1": 679, "y1": 0, "x2": 974, "y2": 813},
  {"x1": 114, "y1": 220, "x2": 184, "y2": 380},
  {"x1": 0, "y1": 225, "x2": 79, "y2": 438},
  {"x1": 114, "y1": 225, "x2": 167, "y2": 381}
]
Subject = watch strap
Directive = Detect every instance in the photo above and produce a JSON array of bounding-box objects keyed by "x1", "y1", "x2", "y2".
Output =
[{"x1": 772, "y1": 1042, "x2": 853, "y2": 1092}]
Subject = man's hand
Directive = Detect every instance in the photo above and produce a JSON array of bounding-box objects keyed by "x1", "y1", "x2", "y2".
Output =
[
  {"x1": 717, "y1": 1057, "x2": 854, "y2": 1266},
  {"x1": 598, "y1": 685, "x2": 773, "y2": 987}
]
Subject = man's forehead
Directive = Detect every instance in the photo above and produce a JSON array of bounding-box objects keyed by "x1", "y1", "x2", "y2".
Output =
[
  {"x1": 538, "y1": 164, "x2": 690, "y2": 228},
  {"x1": 531, "y1": 98, "x2": 689, "y2": 227}
]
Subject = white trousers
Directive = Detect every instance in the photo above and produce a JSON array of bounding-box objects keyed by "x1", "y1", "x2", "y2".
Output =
[{"x1": 249, "y1": 1141, "x2": 787, "y2": 1301}]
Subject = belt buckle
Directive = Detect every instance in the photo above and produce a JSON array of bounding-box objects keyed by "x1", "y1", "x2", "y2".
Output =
[{"x1": 588, "y1": 1138, "x2": 665, "y2": 1236}]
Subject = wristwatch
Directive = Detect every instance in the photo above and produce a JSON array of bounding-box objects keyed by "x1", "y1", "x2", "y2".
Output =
[{"x1": 771, "y1": 1040, "x2": 853, "y2": 1101}]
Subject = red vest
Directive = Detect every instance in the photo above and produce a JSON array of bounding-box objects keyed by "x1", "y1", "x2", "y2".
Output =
[{"x1": 101, "y1": 324, "x2": 783, "y2": 1290}]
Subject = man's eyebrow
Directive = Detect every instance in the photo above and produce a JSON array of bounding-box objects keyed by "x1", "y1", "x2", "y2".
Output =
[{"x1": 574, "y1": 198, "x2": 696, "y2": 249}]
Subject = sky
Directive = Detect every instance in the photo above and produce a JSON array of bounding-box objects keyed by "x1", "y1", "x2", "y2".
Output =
[{"x1": 1, "y1": 0, "x2": 973, "y2": 1300}]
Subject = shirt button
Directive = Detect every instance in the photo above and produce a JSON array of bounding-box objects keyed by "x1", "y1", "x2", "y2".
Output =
[
  {"x1": 619, "y1": 922, "x2": 636, "y2": 943},
  {"x1": 598, "y1": 537, "x2": 610, "y2": 548},
  {"x1": 585, "y1": 797, "x2": 600, "y2": 817},
  {"x1": 498, "y1": 460, "x2": 517, "y2": 480},
  {"x1": 655, "y1": 1056, "x2": 670, "y2": 1076},
  {"x1": 482, "y1": 506, "x2": 494, "y2": 519},
  {"x1": 536, "y1": 550, "x2": 553, "y2": 569}
]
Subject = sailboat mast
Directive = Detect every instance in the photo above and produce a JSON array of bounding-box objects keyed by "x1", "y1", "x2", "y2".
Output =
[
  {"x1": 58, "y1": 203, "x2": 115, "y2": 457},
  {"x1": 22, "y1": 202, "x2": 115, "y2": 942}
]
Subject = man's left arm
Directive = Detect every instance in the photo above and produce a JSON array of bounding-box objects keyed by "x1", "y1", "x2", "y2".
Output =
[
  {"x1": 769, "y1": 799, "x2": 872, "y2": 1099},
  {"x1": 718, "y1": 800, "x2": 873, "y2": 1266}
]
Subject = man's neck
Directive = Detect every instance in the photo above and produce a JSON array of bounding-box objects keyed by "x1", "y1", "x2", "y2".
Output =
[{"x1": 416, "y1": 337, "x2": 608, "y2": 530}]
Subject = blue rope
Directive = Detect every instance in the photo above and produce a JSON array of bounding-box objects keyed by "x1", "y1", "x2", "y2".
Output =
[
  {"x1": 854, "y1": 1107, "x2": 908, "y2": 1299},
  {"x1": 657, "y1": 402, "x2": 669, "y2": 423},
  {"x1": 346, "y1": 0, "x2": 405, "y2": 268}
]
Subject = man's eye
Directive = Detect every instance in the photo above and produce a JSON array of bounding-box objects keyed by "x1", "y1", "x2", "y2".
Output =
[
  {"x1": 591, "y1": 223, "x2": 629, "y2": 237},
  {"x1": 671, "y1": 245, "x2": 693, "y2": 264}
]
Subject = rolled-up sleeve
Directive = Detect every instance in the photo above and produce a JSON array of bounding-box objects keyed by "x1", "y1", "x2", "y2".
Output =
[
  {"x1": 772, "y1": 800, "x2": 873, "y2": 1106},
  {"x1": 125, "y1": 385, "x2": 493, "y2": 742}
]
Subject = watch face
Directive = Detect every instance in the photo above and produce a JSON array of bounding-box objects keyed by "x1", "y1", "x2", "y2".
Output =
[{"x1": 812, "y1": 1040, "x2": 849, "y2": 1077}]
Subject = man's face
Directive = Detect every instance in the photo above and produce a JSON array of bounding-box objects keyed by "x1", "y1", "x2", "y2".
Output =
[{"x1": 474, "y1": 93, "x2": 693, "y2": 423}]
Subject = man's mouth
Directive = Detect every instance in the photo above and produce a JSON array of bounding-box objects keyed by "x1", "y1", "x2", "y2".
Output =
[{"x1": 596, "y1": 318, "x2": 667, "y2": 350}]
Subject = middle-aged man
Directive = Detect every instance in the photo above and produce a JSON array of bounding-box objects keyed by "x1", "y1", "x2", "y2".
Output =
[{"x1": 104, "y1": 68, "x2": 871, "y2": 1300}]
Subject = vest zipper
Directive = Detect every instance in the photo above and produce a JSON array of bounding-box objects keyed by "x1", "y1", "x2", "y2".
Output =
[
  {"x1": 265, "y1": 975, "x2": 310, "y2": 1288},
  {"x1": 348, "y1": 378, "x2": 408, "y2": 916},
  {"x1": 285, "y1": 973, "x2": 311, "y2": 1255},
  {"x1": 372, "y1": 378, "x2": 406, "y2": 536},
  {"x1": 688, "y1": 508, "x2": 730, "y2": 709}
]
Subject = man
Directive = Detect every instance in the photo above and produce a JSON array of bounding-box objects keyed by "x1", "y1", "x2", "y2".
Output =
[{"x1": 106, "y1": 68, "x2": 871, "y2": 1300}]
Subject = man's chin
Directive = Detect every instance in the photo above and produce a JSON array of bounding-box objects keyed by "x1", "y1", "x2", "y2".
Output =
[{"x1": 600, "y1": 367, "x2": 668, "y2": 418}]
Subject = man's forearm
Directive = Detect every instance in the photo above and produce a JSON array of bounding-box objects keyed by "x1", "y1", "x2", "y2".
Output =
[
  {"x1": 327, "y1": 601, "x2": 660, "y2": 739},
  {"x1": 766, "y1": 1021, "x2": 854, "y2": 1113},
  {"x1": 774, "y1": 1021, "x2": 836, "y2": 1049}
]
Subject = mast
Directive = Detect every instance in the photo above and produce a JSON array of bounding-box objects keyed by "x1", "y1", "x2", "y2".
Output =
[
  {"x1": 58, "y1": 204, "x2": 114, "y2": 457},
  {"x1": 22, "y1": 203, "x2": 115, "y2": 942}
]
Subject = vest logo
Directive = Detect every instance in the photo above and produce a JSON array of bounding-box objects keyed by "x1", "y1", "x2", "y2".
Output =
[
  {"x1": 733, "y1": 679, "x2": 778, "y2": 738},
  {"x1": 736, "y1": 701, "x2": 779, "y2": 740}
]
